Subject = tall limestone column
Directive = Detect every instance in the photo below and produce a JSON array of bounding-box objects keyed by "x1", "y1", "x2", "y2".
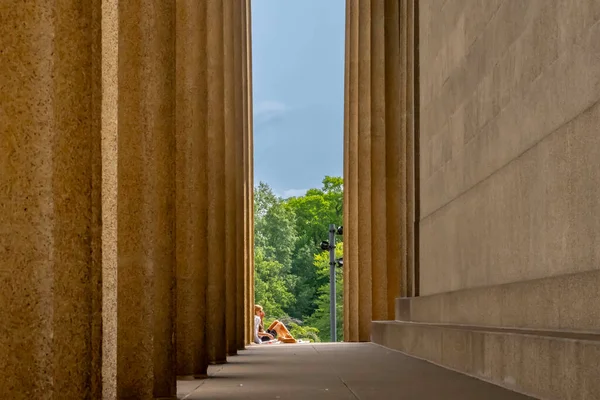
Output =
[
  {"x1": 356, "y1": 0, "x2": 373, "y2": 342},
  {"x1": 205, "y1": 0, "x2": 228, "y2": 365},
  {"x1": 370, "y1": 0, "x2": 388, "y2": 322},
  {"x1": 0, "y1": 2, "x2": 102, "y2": 398},
  {"x1": 345, "y1": 0, "x2": 360, "y2": 343},
  {"x1": 234, "y1": 0, "x2": 248, "y2": 351},
  {"x1": 175, "y1": 0, "x2": 209, "y2": 379},
  {"x1": 343, "y1": 0, "x2": 352, "y2": 342},
  {"x1": 224, "y1": 0, "x2": 238, "y2": 357},
  {"x1": 114, "y1": 0, "x2": 177, "y2": 397},
  {"x1": 242, "y1": 0, "x2": 254, "y2": 345},
  {"x1": 343, "y1": 0, "x2": 415, "y2": 341},
  {"x1": 383, "y1": 0, "x2": 404, "y2": 310},
  {"x1": 246, "y1": 0, "x2": 256, "y2": 344}
]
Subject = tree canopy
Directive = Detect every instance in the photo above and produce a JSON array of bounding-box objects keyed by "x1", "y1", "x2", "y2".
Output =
[{"x1": 253, "y1": 176, "x2": 344, "y2": 342}]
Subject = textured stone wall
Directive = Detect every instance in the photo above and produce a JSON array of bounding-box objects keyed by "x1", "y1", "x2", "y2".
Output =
[{"x1": 419, "y1": 0, "x2": 600, "y2": 295}]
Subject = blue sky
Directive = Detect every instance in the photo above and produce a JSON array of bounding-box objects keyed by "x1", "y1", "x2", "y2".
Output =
[{"x1": 251, "y1": 0, "x2": 345, "y2": 198}]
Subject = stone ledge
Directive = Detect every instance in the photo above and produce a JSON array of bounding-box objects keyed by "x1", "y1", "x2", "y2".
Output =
[
  {"x1": 372, "y1": 320, "x2": 600, "y2": 400},
  {"x1": 396, "y1": 269, "x2": 600, "y2": 331}
]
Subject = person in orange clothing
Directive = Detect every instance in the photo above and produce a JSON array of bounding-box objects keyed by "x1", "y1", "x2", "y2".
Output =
[{"x1": 254, "y1": 304, "x2": 297, "y2": 344}]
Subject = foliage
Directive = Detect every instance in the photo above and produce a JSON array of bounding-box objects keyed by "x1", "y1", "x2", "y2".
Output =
[
  {"x1": 288, "y1": 322, "x2": 321, "y2": 343},
  {"x1": 254, "y1": 247, "x2": 294, "y2": 318},
  {"x1": 254, "y1": 176, "x2": 344, "y2": 342}
]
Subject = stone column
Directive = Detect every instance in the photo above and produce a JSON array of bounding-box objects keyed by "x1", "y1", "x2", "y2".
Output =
[
  {"x1": 0, "y1": 2, "x2": 102, "y2": 398},
  {"x1": 346, "y1": 0, "x2": 360, "y2": 343},
  {"x1": 356, "y1": 0, "x2": 373, "y2": 342},
  {"x1": 242, "y1": 0, "x2": 254, "y2": 345},
  {"x1": 247, "y1": 0, "x2": 256, "y2": 344},
  {"x1": 343, "y1": 0, "x2": 352, "y2": 342},
  {"x1": 101, "y1": 0, "x2": 118, "y2": 397},
  {"x1": 384, "y1": 0, "x2": 403, "y2": 313},
  {"x1": 223, "y1": 0, "x2": 241, "y2": 355},
  {"x1": 223, "y1": 0, "x2": 238, "y2": 357},
  {"x1": 370, "y1": 0, "x2": 388, "y2": 321},
  {"x1": 206, "y1": 0, "x2": 228, "y2": 365},
  {"x1": 234, "y1": 0, "x2": 247, "y2": 351},
  {"x1": 115, "y1": 0, "x2": 177, "y2": 397},
  {"x1": 175, "y1": 0, "x2": 209, "y2": 379},
  {"x1": 405, "y1": 0, "x2": 418, "y2": 297}
]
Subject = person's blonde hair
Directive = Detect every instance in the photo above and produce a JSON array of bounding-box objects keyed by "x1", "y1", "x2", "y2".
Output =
[{"x1": 254, "y1": 305, "x2": 264, "y2": 331}]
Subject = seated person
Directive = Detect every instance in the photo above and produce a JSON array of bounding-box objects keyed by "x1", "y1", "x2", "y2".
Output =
[{"x1": 254, "y1": 304, "x2": 297, "y2": 344}]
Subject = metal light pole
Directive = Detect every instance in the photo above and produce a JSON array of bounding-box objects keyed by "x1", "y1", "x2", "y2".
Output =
[{"x1": 328, "y1": 224, "x2": 337, "y2": 342}]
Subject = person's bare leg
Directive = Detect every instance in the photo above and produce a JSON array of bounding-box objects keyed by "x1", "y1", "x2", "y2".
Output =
[
  {"x1": 267, "y1": 320, "x2": 279, "y2": 331},
  {"x1": 272, "y1": 322, "x2": 296, "y2": 343}
]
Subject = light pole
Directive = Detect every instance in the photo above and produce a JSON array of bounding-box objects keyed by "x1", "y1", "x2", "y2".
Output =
[{"x1": 320, "y1": 225, "x2": 343, "y2": 342}]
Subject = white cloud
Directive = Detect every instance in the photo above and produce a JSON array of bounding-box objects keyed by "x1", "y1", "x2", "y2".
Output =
[
  {"x1": 282, "y1": 188, "x2": 308, "y2": 198},
  {"x1": 254, "y1": 100, "x2": 288, "y2": 124}
]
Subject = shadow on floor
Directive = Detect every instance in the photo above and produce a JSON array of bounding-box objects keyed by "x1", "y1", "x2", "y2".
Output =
[{"x1": 177, "y1": 343, "x2": 535, "y2": 400}]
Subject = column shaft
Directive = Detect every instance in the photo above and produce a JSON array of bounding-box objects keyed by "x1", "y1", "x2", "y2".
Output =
[
  {"x1": 206, "y1": 0, "x2": 227, "y2": 365},
  {"x1": 347, "y1": 0, "x2": 360, "y2": 342},
  {"x1": 357, "y1": 0, "x2": 373, "y2": 342},
  {"x1": 241, "y1": 0, "x2": 250, "y2": 345},
  {"x1": 234, "y1": 0, "x2": 247, "y2": 351},
  {"x1": 343, "y1": 0, "x2": 352, "y2": 342},
  {"x1": 405, "y1": 0, "x2": 417, "y2": 297},
  {"x1": 384, "y1": 0, "x2": 403, "y2": 316},
  {"x1": 175, "y1": 0, "x2": 209, "y2": 378},
  {"x1": 0, "y1": 2, "x2": 102, "y2": 398},
  {"x1": 243, "y1": 0, "x2": 254, "y2": 344},
  {"x1": 223, "y1": 0, "x2": 238, "y2": 357},
  {"x1": 247, "y1": 0, "x2": 256, "y2": 342},
  {"x1": 101, "y1": 0, "x2": 118, "y2": 397},
  {"x1": 370, "y1": 0, "x2": 388, "y2": 321},
  {"x1": 116, "y1": 0, "x2": 176, "y2": 397}
]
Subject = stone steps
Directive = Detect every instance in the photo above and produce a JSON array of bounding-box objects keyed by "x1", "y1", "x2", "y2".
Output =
[{"x1": 372, "y1": 320, "x2": 600, "y2": 400}]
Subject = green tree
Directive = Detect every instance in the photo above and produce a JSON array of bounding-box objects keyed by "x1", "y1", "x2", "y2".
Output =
[
  {"x1": 254, "y1": 182, "x2": 297, "y2": 319},
  {"x1": 254, "y1": 182, "x2": 297, "y2": 268},
  {"x1": 284, "y1": 176, "x2": 343, "y2": 319},
  {"x1": 253, "y1": 177, "x2": 344, "y2": 340},
  {"x1": 254, "y1": 247, "x2": 294, "y2": 318}
]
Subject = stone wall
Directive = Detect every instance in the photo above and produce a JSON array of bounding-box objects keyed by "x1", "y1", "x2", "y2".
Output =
[{"x1": 419, "y1": 0, "x2": 600, "y2": 296}]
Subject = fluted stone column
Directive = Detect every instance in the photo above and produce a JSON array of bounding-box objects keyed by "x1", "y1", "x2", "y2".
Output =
[
  {"x1": 404, "y1": 0, "x2": 418, "y2": 298},
  {"x1": 370, "y1": 0, "x2": 388, "y2": 321},
  {"x1": 383, "y1": 0, "x2": 403, "y2": 310},
  {"x1": 0, "y1": 2, "x2": 102, "y2": 398},
  {"x1": 206, "y1": 0, "x2": 228, "y2": 365},
  {"x1": 242, "y1": 0, "x2": 254, "y2": 345},
  {"x1": 175, "y1": 0, "x2": 209, "y2": 379},
  {"x1": 356, "y1": 0, "x2": 373, "y2": 342},
  {"x1": 247, "y1": 0, "x2": 256, "y2": 345},
  {"x1": 224, "y1": 0, "x2": 238, "y2": 357},
  {"x1": 101, "y1": 1, "x2": 118, "y2": 397},
  {"x1": 343, "y1": 0, "x2": 416, "y2": 341},
  {"x1": 343, "y1": 0, "x2": 352, "y2": 342},
  {"x1": 115, "y1": 0, "x2": 177, "y2": 397},
  {"x1": 346, "y1": 0, "x2": 360, "y2": 343},
  {"x1": 234, "y1": 0, "x2": 247, "y2": 351}
]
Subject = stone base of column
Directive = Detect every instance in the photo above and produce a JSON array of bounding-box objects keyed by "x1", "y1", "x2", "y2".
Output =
[{"x1": 208, "y1": 359, "x2": 227, "y2": 365}]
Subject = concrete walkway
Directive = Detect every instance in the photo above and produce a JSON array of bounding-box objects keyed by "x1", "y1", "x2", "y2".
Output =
[{"x1": 177, "y1": 343, "x2": 534, "y2": 399}]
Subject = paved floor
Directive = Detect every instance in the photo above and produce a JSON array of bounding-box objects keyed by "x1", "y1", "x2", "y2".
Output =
[{"x1": 177, "y1": 343, "x2": 534, "y2": 400}]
